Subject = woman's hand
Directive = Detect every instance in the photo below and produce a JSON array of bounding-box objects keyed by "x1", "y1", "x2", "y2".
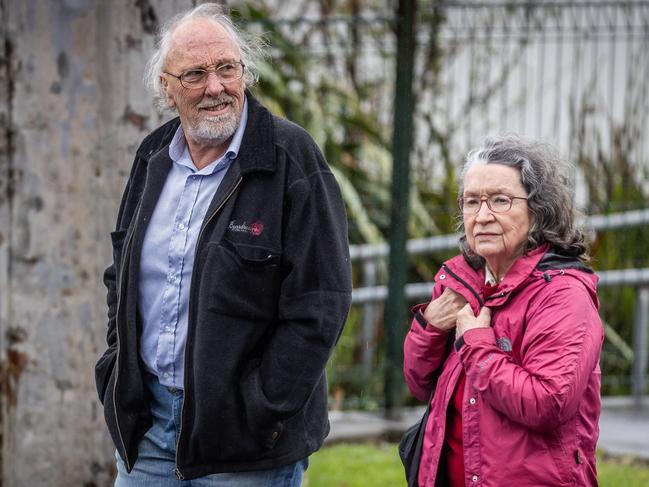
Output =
[
  {"x1": 456, "y1": 304, "x2": 491, "y2": 338},
  {"x1": 422, "y1": 288, "x2": 467, "y2": 331}
]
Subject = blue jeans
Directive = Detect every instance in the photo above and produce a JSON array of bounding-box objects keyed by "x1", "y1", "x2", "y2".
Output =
[{"x1": 115, "y1": 374, "x2": 308, "y2": 486}]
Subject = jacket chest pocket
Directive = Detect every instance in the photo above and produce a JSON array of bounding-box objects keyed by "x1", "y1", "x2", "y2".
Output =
[{"x1": 202, "y1": 239, "x2": 281, "y2": 321}]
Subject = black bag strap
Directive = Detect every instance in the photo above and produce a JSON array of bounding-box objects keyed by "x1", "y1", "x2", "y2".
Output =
[{"x1": 406, "y1": 389, "x2": 434, "y2": 487}]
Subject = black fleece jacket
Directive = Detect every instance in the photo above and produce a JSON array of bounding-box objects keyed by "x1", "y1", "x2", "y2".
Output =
[{"x1": 95, "y1": 93, "x2": 352, "y2": 479}]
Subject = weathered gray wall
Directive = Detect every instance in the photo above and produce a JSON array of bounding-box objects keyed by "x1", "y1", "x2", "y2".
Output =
[{"x1": 0, "y1": 1, "x2": 197, "y2": 485}]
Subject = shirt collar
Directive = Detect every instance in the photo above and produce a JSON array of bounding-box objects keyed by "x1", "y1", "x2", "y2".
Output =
[
  {"x1": 485, "y1": 265, "x2": 497, "y2": 286},
  {"x1": 168, "y1": 96, "x2": 249, "y2": 175}
]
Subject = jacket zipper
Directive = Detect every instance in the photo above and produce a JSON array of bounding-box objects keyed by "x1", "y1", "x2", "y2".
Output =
[
  {"x1": 174, "y1": 176, "x2": 243, "y2": 480},
  {"x1": 112, "y1": 200, "x2": 143, "y2": 472},
  {"x1": 442, "y1": 263, "x2": 484, "y2": 307}
]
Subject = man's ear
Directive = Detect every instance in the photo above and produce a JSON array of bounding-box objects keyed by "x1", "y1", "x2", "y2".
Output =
[{"x1": 160, "y1": 75, "x2": 176, "y2": 108}]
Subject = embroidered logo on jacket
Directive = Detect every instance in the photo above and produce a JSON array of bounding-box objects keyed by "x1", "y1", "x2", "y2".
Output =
[
  {"x1": 496, "y1": 336, "x2": 513, "y2": 352},
  {"x1": 228, "y1": 220, "x2": 264, "y2": 236}
]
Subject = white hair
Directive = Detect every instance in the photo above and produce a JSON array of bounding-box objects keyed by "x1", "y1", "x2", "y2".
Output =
[{"x1": 143, "y1": 3, "x2": 266, "y2": 111}]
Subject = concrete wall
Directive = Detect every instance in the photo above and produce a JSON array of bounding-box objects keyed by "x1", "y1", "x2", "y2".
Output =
[{"x1": 0, "y1": 1, "x2": 197, "y2": 485}]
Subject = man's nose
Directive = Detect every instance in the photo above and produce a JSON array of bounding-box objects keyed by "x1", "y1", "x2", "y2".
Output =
[{"x1": 204, "y1": 72, "x2": 225, "y2": 96}]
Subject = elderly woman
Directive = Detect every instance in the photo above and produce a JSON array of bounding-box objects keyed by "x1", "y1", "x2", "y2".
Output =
[{"x1": 403, "y1": 135, "x2": 603, "y2": 487}]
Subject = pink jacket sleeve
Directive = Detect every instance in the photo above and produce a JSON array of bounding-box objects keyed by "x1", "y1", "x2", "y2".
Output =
[
  {"x1": 403, "y1": 285, "x2": 453, "y2": 403},
  {"x1": 459, "y1": 279, "x2": 603, "y2": 432}
]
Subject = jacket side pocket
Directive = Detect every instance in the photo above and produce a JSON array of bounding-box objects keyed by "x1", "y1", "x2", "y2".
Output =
[{"x1": 95, "y1": 349, "x2": 116, "y2": 404}]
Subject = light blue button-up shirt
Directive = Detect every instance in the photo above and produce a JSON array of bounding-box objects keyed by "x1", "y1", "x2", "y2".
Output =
[{"x1": 138, "y1": 100, "x2": 248, "y2": 389}]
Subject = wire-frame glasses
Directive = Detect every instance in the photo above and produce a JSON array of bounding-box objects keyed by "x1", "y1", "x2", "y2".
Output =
[
  {"x1": 164, "y1": 61, "x2": 245, "y2": 89},
  {"x1": 459, "y1": 194, "x2": 528, "y2": 214}
]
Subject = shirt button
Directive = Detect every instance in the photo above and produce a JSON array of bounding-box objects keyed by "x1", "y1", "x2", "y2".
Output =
[
  {"x1": 165, "y1": 326, "x2": 171, "y2": 332},
  {"x1": 469, "y1": 397, "x2": 476, "y2": 405},
  {"x1": 472, "y1": 474, "x2": 479, "y2": 482},
  {"x1": 163, "y1": 372, "x2": 169, "y2": 378},
  {"x1": 178, "y1": 223, "x2": 185, "y2": 230},
  {"x1": 271, "y1": 431, "x2": 279, "y2": 440},
  {"x1": 439, "y1": 274, "x2": 446, "y2": 280}
]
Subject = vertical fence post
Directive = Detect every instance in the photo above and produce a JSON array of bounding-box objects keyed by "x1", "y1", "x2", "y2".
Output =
[
  {"x1": 632, "y1": 287, "x2": 649, "y2": 408},
  {"x1": 384, "y1": 0, "x2": 416, "y2": 418},
  {"x1": 361, "y1": 260, "x2": 378, "y2": 389}
]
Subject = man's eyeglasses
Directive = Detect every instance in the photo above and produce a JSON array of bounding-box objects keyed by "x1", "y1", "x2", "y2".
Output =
[
  {"x1": 459, "y1": 194, "x2": 528, "y2": 214},
  {"x1": 164, "y1": 61, "x2": 245, "y2": 89}
]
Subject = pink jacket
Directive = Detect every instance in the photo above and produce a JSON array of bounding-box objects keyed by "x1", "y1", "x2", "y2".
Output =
[{"x1": 404, "y1": 246, "x2": 603, "y2": 487}]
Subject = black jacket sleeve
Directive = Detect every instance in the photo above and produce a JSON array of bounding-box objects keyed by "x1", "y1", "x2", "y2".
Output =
[{"x1": 94, "y1": 151, "x2": 143, "y2": 404}]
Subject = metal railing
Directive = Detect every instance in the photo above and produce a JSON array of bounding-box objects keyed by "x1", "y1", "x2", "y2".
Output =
[{"x1": 350, "y1": 208, "x2": 649, "y2": 407}]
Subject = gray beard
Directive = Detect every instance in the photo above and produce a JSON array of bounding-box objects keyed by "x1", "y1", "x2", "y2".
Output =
[{"x1": 186, "y1": 110, "x2": 241, "y2": 146}]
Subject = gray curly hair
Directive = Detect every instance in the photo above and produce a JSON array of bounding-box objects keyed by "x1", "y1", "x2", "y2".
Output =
[
  {"x1": 143, "y1": 3, "x2": 266, "y2": 111},
  {"x1": 458, "y1": 134, "x2": 589, "y2": 266}
]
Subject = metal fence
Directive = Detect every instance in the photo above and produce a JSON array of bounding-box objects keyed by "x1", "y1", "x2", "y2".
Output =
[
  {"x1": 417, "y1": 0, "x2": 649, "y2": 186},
  {"x1": 254, "y1": 1, "x2": 649, "y2": 195}
]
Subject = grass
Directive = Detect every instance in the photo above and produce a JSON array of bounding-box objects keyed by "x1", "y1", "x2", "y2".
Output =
[
  {"x1": 598, "y1": 454, "x2": 649, "y2": 486},
  {"x1": 303, "y1": 443, "x2": 404, "y2": 487},
  {"x1": 303, "y1": 443, "x2": 649, "y2": 487}
]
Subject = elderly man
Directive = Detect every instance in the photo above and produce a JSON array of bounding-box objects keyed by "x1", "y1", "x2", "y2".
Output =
[{"x1": 94, "y1": 4, "x2": 351, "y2": 486}]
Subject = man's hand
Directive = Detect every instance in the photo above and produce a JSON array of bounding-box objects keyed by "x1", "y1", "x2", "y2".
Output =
[
  {"x1": 422, "y1": 288, "x2": 467, "y2": 331},
  {"x1": 456, "y1": 304, "x2": 491, "y2": 338}
]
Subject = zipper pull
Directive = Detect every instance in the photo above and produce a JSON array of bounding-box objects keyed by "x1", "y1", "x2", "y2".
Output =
[
  {"x1": 175, "y1": 468, "x2": 185, "y2": 480},
  {"x1": 575, "y1": 449, "x2": 582, "y2": 464}
]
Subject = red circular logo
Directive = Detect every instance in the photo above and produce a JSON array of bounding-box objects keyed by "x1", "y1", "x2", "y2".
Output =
[{"x1": 250, "y1": 221, "x2": 264, "y2": 236}]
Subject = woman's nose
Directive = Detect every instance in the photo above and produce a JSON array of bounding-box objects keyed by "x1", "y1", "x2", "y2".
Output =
[{"x1": 475, "y1": 200, "x2": 494, "y2": 221}]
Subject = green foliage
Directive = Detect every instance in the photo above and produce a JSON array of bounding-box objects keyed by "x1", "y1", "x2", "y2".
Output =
[{"x1": 234, "y1": 2, "x2": 446, "y2": 248}]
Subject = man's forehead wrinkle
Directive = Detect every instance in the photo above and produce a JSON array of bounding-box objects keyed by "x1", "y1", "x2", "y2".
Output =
[
  {"x1": 167, "y1": 43, "x2": 234, "y2": 68},
  {"x1": 166, "y1": 21, "x2": 241, "y2": 70}
]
